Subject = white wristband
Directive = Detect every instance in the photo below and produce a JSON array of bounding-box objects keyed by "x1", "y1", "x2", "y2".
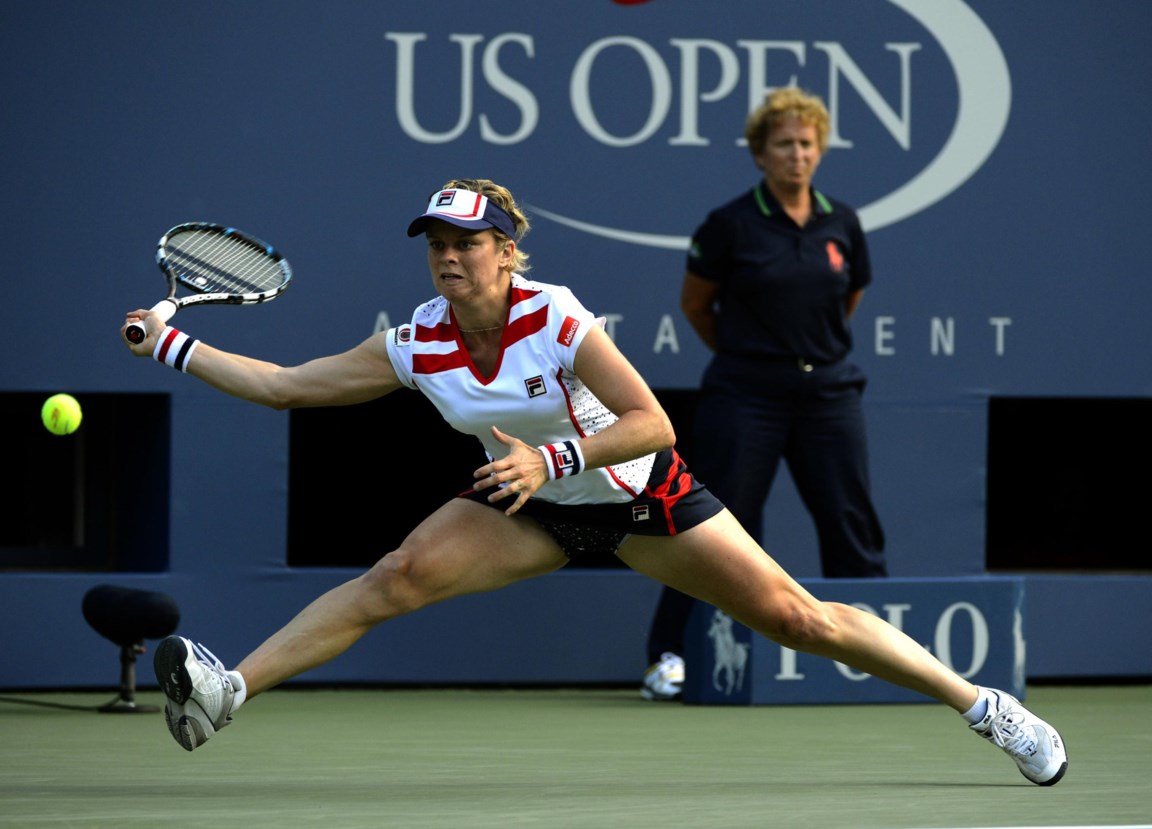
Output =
[
  {"x1": 153, "y1": 327, "x2": 200, "y2": 373},
  {"x1": 539, "y1": 440, "x2": 585, "y2": 481}
]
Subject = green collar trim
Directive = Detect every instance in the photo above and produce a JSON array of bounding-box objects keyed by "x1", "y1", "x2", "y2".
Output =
[
  {"x1": 753, "y1": 182, "x2": 773, "y2": 217},
  {"x1": 754, "y1": 183, "x2": 833, "y2": 217}
]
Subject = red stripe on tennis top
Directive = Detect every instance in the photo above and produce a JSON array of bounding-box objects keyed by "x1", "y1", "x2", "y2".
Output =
[
  {"x1": 417, "y1": 322, "x2": 457, "y2": 343},
  {"x1": 412, "y1": 350, "x2": 469, "y2": 374},
  {"x1": 411, "y1": 285, "x2": 546, "y2": 375},
  {"x1": 504, "y1": 304, "x2": 548, "y2": 345},
  {"x1": 409, "y1": 321, "x2": 469, "y2": 374},
  {"x1": 509, "y1": 285, "x2": 541, "y2": 304}
]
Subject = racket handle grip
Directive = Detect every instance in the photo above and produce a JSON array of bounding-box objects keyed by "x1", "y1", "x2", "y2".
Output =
[{"x1": 124, "y1": 299, "x2": 178, "y2": 345}]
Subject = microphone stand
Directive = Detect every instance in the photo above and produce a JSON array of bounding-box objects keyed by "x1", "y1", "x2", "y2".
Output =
[{"x1": 98, "y1": 641, "x2": 159, "y2": 714}]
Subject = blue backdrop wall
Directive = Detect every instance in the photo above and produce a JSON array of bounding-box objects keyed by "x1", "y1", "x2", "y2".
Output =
[{"x1": 1, "y1": 0, "x2": 1149, "y2": 690}]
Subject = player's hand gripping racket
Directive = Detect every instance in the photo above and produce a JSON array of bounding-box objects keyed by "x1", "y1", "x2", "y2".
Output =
[{"x1": 124, "y1": 222, "x2": 292, "y2": 345}]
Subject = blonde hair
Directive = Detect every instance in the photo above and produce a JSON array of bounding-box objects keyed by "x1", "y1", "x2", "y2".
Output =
[
  {"x1": 744, "y1": 87, "x2": 831, "y2": 156},
  {"x1": 439, "y1": 178, "x2": 531, "y2": 274}
]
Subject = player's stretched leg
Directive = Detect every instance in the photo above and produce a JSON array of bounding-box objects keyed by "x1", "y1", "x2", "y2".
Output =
[
  {"x1": 617, "y1": 509, "x2": 1067, "y2": 785},
  {"x1": 154, "y1": 499, "x2": 567, "y2": 751}
]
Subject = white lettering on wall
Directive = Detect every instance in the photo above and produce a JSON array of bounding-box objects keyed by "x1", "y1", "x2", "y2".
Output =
[
  {"x1": 372, "y1": 312, "x2": 1014, "y2": 356},
  {"x1": 934, "y1": 602, "x2": 990, "y2": 677},
  {"x1": 653, "y1": 314, "x2": 680, "y2": 354},
  {"x1": 384, "y1": 2, "x2": 1012, "y2": 238},
  {"x1": 387, "y1": 32, "x2": 921, "y2": 152},
  {"x1": 775, "y1": 646, "x2": 804, "y2": 681},
  {"x1": 388, "y1": 33, "x2": 480, "y2": 143},
  {"x1": 876, "y1": 316, "x2": 896, "y2": 356},
  {"x1": 818, "y1": 42, "x2": 921, "y2": 150},
  {"x1": 669, "y1": 38, "x2": 740, "y2": 146},
  {"x1": 989, "y1": 317, "x2": 1011, "y2": 356},
  {"x1": 931, "y1": 317, "x2": 955, "y2": 356},
  {"x1": 571, "y1": 37, "x2": 672, "y2": 147}
]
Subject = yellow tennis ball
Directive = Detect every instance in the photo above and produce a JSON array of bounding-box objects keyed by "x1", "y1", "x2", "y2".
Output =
[{"x1": 41, "y1": 393, "x2": 83, "y2": 436}]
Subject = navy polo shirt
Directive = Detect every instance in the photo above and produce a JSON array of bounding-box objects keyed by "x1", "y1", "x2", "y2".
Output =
[{"x1": 686, "y1": 180, "x2": 871, "y2": 364}]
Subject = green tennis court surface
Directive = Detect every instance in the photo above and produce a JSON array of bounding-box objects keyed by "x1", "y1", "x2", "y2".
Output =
[{"x1": 1, "y1": 684, "x2": 1148, "y2": 828}]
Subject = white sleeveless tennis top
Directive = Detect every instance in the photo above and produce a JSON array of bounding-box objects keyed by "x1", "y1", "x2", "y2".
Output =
[{"x1": 385, "y1": 274, "x2": 655, "y2": 505}]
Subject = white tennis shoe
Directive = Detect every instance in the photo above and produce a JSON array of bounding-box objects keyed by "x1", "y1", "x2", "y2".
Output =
[
  {"x1": 641, "y1": 652, "x2": 685, "y2": 701},
  {"x1": 154, "y1": 636, "x2": 237, "y2": 751},
  {"x1": 970, "y1": 688, "x2": 1068, "y2": 785}
]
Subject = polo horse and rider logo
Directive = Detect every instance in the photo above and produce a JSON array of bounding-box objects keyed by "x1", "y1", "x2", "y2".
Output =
[{"x1": 707, "y1": 609, "x2": 749, "y2": 695}]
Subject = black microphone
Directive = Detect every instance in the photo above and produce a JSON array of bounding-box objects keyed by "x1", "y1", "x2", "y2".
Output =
[{"x1": 82, "y1": 585, "x2": 180, "y2": 647}]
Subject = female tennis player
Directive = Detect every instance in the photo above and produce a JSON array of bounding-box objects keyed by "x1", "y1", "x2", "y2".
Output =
[{"x1": 121, "y1": 178, "x2": 1066, "y2": 786}]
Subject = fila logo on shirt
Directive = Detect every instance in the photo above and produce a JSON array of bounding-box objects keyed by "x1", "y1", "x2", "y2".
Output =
[{"x1": 525, "y1": 375, "x2": 546, "y2": 398}]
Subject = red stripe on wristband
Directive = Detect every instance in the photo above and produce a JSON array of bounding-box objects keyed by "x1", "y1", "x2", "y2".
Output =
[
  {"x1": 152, "y1": 327, "x2": 200, "y2": 372},
  {"x1": 154, "y1": 327, "x2": 180, "y2": 364}
]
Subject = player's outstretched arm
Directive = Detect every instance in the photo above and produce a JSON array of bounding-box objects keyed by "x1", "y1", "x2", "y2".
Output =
[{"x1": 121, "y1": 309, "x2": 402, "y2": 410}]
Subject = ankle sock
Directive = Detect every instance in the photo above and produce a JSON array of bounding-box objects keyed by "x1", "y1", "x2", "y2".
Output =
[
  {"x1": 228, "y1": 670, "x2": 247, "y2": 713},
  {"x1": 961, "y1": 686, "x2": 994, "y2": 725}
]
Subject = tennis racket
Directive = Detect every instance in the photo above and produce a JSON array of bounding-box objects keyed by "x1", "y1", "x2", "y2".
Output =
[{"x1": 124, "y1": 222, "x2": 292, "y2": 345}]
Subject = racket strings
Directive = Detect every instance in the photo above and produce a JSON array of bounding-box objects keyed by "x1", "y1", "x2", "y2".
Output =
[{"x1": 165, "y1": 230, "x2": 286, "y2": 294}]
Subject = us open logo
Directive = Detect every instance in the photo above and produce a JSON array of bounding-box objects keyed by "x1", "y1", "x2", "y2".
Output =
[{"x1": 387, "y1": 0, "x2": 1009, "y2": 240}]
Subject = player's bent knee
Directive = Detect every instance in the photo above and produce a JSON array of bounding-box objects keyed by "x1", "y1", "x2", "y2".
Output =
[
  {"x1": 356, "y1": 549, "x2": 435, "y2": 618},
  {"x1": 758, "y1": 599, "x2": 839, "y2": 650}
]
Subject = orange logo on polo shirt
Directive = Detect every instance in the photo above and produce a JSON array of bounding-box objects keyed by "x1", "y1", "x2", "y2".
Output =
[
  {"x1": 826, "y1": 240, "x2": 845, "y2": 272},
  {"x1": 558, "y1": 316, "x2": 580, "y2": 346}
]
